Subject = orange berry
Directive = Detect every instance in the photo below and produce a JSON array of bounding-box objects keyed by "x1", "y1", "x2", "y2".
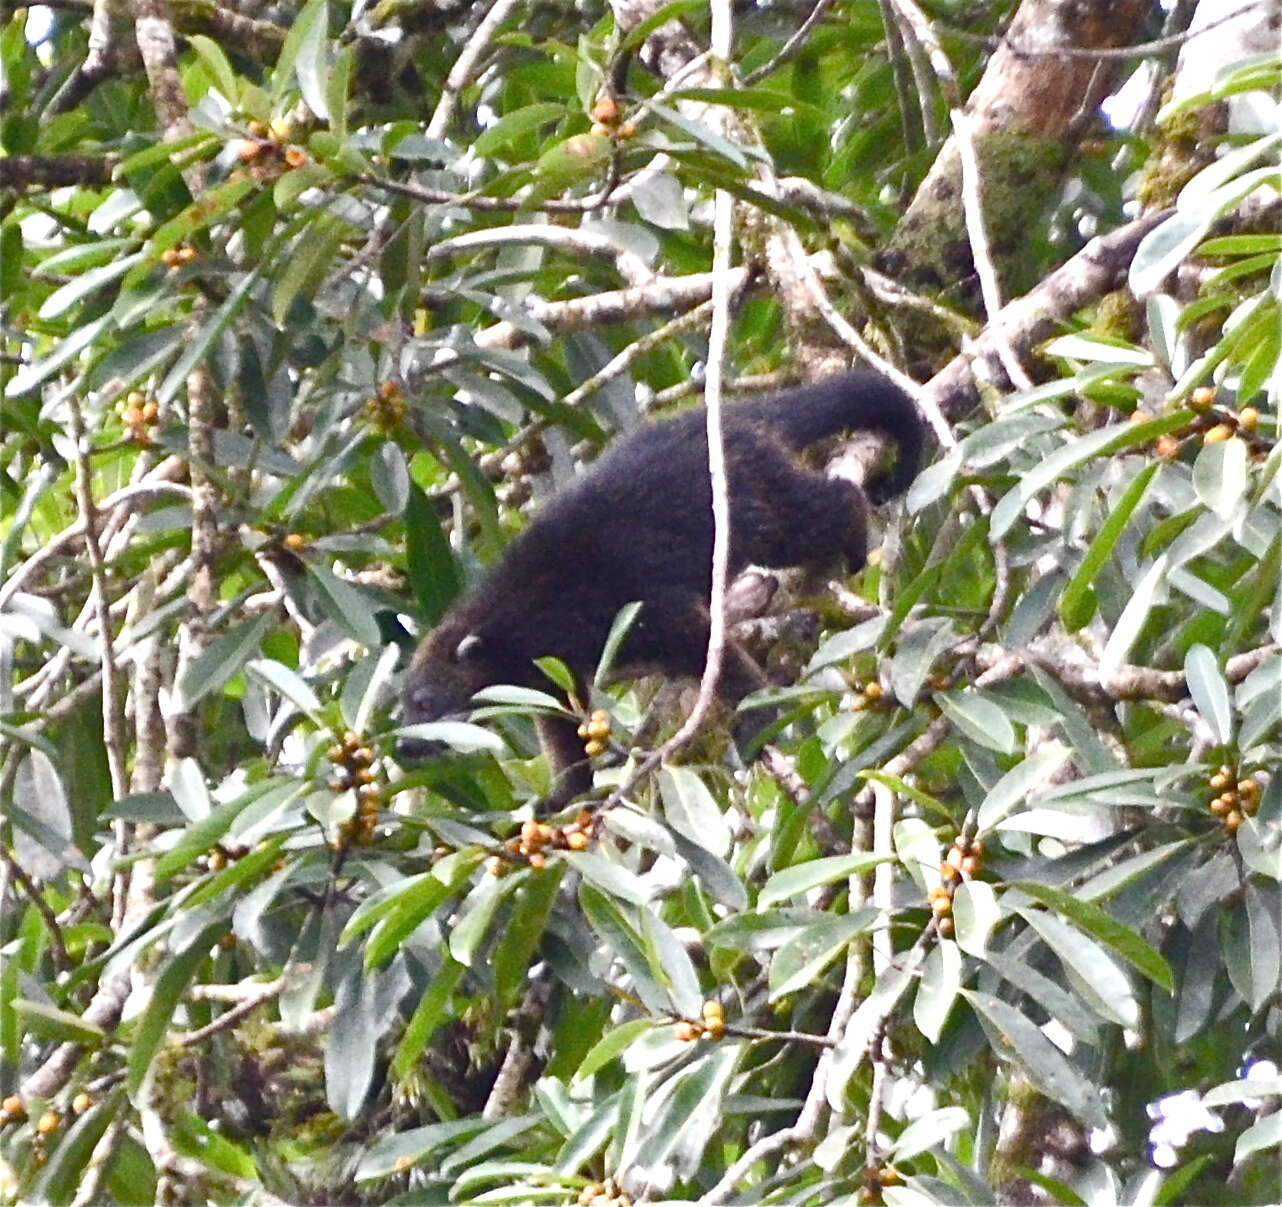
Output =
[
  {"x1": 566, "y1": 830, "x2": 590, "y2": 851},
  {"x1": 282, "y1": 533, "x2": 306, "y2": 553},
  {"x1": 1202, "y1": 423, "x2": 1234, "y2": 445},
  {"x1": 1238, "y1": 406, "x2": 1260, "y2": 430},
  {"x1": 591, "y1": 96, "x2": 620, "y2": 125},
  {"x1": 1190, "y1": 386, "x2": 1217, "y2": 411}
]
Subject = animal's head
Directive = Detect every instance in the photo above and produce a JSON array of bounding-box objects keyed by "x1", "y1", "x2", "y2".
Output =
[{"x1": 398, "y1": 618, "x2": 508, "y2": 760}]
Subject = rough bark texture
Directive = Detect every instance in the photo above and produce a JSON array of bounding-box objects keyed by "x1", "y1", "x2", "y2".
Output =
[{"x1": 878, "y1": 0, "x2": 1151, "y2": 305}]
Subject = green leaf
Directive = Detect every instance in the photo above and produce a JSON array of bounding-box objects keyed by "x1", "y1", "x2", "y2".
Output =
[
  {"x1": 564, "y1": 849, "x2": 651, "y2": 907},
  {"x1": 187, "y1": 34, "x2": 240, "y2": 103},
  {"x1": 963, "y1": 990, "x2": 1107, "y2": 1128},
  {"x1": 31, "y1": 1091, "x2": 121, "y2": 1205},
  {"x1": 981, "y1": 948, "x2": 1100, "y2": 1045},
  {"x1": 127, "y1": 924, "x2": 224, "y2": 1102},
  {"x1": 990, "y1": 415, "x2": 1186, "y2": 539},
  {"x1": 579, "y1": 885, "x2": 670, "y2": 1015},
  {"x1": 976, "y1": 747, "x2": 1072, "y2": 832},
  {"x1": 271, "y1": 214, "x2": 346, "y2": 326},
  {"x1": 449, "y1": 874, "x2": 517, "y2": 966},
  {"x1": 245, "y1": 659, "x2": 322, "y2": 718},
  {"x1": 178, "y1": 612, "x2": 275, "y2": 705},
  {"x1": 594, "y1": 601, "x2": 642, "y2": 687},
  {"x1": 1009, "y1": 881, "x2": 1173, "y2": 991},
  {"x1": 1018, "y1": 907, "x2": 1138, "y2": 1027},
  {"x1": 769, "y1": 909, "x2": 877, "y2": 1000},
  {"x1": 404, "y1": 482, "x2": 460, "y2": 624},
  {"x1": 38, "y1": 252, "x2": 145, "y2": 320},
  {"x1": 303, "y1": 561, "x2": 382, "y2": 647},
  {"x1": 154, "y1": 787, "x2": 263, "y2": 881},
  {"x1": 390, "y1": 958, "x2": 466, "y2": 1080},
  {"x1": 156, "y1": 265, "x2": 263, "y2": 405},
  {"x1": 1192, "y1": 436, "x2": 1249, "y2": 519},
  {"x1": 953, "y1": 880, "x2": 1001, "y2": 956},
  {"x1": 759, "y1": 852, "x2": 889, "y2": 907},
  {"x1": 10, "y1": 999, "x2": 105, "y2": 1045},
  {"x1": 935, "y1": 690, "x2": 1016, "y2": 754},
  {"x1": 1184, "y1": 643, "x2": 1233, "y2": 745},
  {"x1": 292, "y1": 0, "x2": 329, "y2": 120},
  {"x1": 1060, "y1": 462, "x2": 1157, "y2": 631},
  {"x1": 633, "y1": 1045, "x2": 738, "y2": 1170},
  {"x1": 473, "y1": 102, "x2": 566, "y2": 158},
  {"x1": 394, "y1": 720, "x2": 506, "y2": 753},
  {"x1": 574, "y1": 1019, "x2": 655, "y2": 1082},
  {"x1": 914, "y1": 938, "x2": 961, "y2": 1043},
  {"x1": 826, "y1": 948, "x2": 925, "y2": 1109},
  {"x1": 1235, "y1": 1113, "x2": 1282, "y2": 1164}
]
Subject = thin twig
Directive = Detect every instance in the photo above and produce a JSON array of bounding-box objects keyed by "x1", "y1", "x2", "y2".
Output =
[
  {"x1": 743, "y1": 0, "x2": 836, "y2": 86},
  {"x1": 425, "y1": 0, "x2": 525, "y2": 141},
  {"x1": 943, "y1": 1, "x2": 1266, "y2": 61}
]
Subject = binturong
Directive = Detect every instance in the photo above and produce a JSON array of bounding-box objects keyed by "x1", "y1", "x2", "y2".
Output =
[{"x1": 399, "y1": 370, "x2": 925, "y2": 802}]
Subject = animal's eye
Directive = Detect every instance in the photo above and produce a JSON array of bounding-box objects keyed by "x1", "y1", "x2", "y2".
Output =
[{"x1": 454, "y1": 633, "x2": 483, "y2": 662}]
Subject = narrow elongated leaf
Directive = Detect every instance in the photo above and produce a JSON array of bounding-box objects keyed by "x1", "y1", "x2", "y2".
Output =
[
  {"x1": 1184, "y1": 644, "x2": 1233, "y2": 745},
  {"x1": 303, "y1": 561, "x2": 382, "y2": 647},
  {"x1": 770, "y1": 909, "x2": 878, "y2": 1001},
  {"x1": 827, "y1": 948, "x2": 925, "y2": 1109},
  {"x1": 1010, "y1": 881, "x2": 1173, "y2": 990},
  {"x1": 759, "y1": 852, "x2": 889, "y2": 907},
  {"x1": 914, "y1": 939, "x2": 961, "y2": 1042},
  {"x1": 574, "y1": 1019, "x2": 655, "y2": 1083},
  {"x1": 963, "y1": 990, "x2": 1107, "y2": 1128},
  {"x1": 1060, "y1": 463, "x2": 1157, "y2": 631},
  {"x1": 178, "y1": 612, "x2": 275, "y2": 705},
  {"x1": 390, "y1": 959, "x2": 466, "y2": 1080},
  {"x1": 981, "y1": 948, "x2": 1100, "y2": 1045},
  {"x1": 977, "y1": 747, "x2": 1072, "y2": 832},
  {"x1": 404, "y1": 482, "x2": 459, "y2": 624},
  {"x1": 128, "y1": 923, "x2": 224, "y2": 1102},
  {"x1": 936, "y1": 690, "x2": 1016, "y2": 754},
  {"x1": 1018, "y1": 907, "x2": 1138, "y2": 1027}
]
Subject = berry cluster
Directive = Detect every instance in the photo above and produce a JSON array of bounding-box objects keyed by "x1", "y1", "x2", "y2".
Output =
[
  {"x1": 486, "y1": 812, "x2": 595, "y2": 876},
  {"x1": 587, "y1": 95, "x2": 638, "y2": 141},
  {"x1": 0, "y1": 1095, "x2": 87, "y2": 1166},
  {"x1": 116, "y1": 390, "x2": 159, "y2": 444},
  {"x1": 927, "y1": 836, "x2": 985, "y2": 939},
  {"x1": 229, "y1": 119, "x2": 309, "y2": 179},
  {"x1": 577, "y1": 709, "x2": 612, "y2": 758},
  {"x1": 849, "y1": 679, "x2": 888, "y2": 712},
  {"x1": 363, "y1": 381, "x2": 408, "y2": 434},
  {"x1": 577, "y1": 1177, "x2": 633, "y2": 1207},
  {"x1": 327, "y1": 731, "x2": 380, "y2": 848},
  {"x1": 673, "y1": 999, "x2": 727, "y2": 1043},
  {"x1": 1145, "y1": 387, "x2": 1268, "y2": 461},
  {"x1": 858, "y1": 1163, "x2": 905, "y2": 1204},
  {"x1": 1207, "y1": 764, "x2": 1263, "y2": 835}
]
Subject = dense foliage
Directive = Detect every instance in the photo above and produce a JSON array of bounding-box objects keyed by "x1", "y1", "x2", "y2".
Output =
[{"x1": 0, "y1": 0, "x2": 1279, "y2": 1204}]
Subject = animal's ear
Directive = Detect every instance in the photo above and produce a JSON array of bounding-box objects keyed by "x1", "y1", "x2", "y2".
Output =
[{"x1": 454, "y1": 632, "x2": 485, "y2": 662}]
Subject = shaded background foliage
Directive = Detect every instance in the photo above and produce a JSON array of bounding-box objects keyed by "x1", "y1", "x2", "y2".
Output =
[{"x1": 0, "y1": 0, "x2": 1279, "y2": 1204}]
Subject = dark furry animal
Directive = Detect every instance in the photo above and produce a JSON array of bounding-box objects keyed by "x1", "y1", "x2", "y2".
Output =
[{"x1": 400, "y1": 371, "x2": 923, "y2": 798}]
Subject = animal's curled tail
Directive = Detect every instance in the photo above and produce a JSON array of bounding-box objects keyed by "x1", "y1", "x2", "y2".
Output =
[{"x1": 737, "y1": 371, "x2": 925, "y2": 499}]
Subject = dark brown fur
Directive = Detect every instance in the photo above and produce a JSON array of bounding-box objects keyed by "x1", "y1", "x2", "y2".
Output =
[{"x1": 400, "y1": 372, "x2": 923, "y2": 798}]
